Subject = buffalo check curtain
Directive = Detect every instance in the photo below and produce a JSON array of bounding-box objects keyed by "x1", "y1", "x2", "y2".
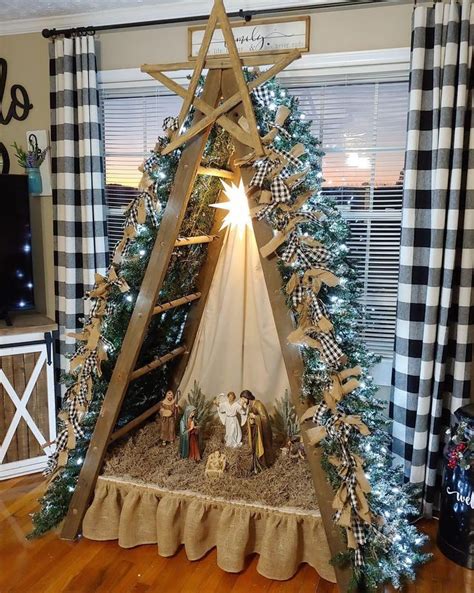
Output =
[
  {"x1": 49, "y1": 35, "x2": 108, "y2": 372},
  {"x1": 390, "y1": 0, "x2": 474, "y2": 516}
]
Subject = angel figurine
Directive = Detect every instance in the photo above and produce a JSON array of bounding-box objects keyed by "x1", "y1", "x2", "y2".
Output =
[
  {"x1": 215, "y1": 391, "x2": 248, "y2": 448},
  {"x1": 179, "y1": 405, "x2": 201, "y2": 461},
  {"x1": 157, "y1": 390, "x2": 179, "y2": 446}
]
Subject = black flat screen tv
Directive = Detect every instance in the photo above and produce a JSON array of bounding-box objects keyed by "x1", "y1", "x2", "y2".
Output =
[{"x1": 0, "y1": 174, "x2": 35, "y2": 320}]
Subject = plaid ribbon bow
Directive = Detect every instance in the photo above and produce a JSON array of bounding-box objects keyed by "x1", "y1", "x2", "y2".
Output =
[
  {"x1": 252, "y1": 85, "x2": 274, "y2": 107},
  {"x1": 314, "y1": 331, "x2": 344, "y2": 366},
  {"x1": 270, "y1": 209, "x2": 322, "y2": 231},
  {"x1": 271, "y1": 145, "x2": 303, "y2": 169},
  {"x1": 124, "y1": 191, "x2": 160, "y2": 229},
  {"x1": 310, "y1": 401, "x2": 371, "y2": 566},
  {"x1": 270, "y1": 123, "x2": 291, "y2": 141},
  {"x1": 280, "y1": 232, "x2": 331, "y2": 270},
  {"x1": 143, "y1": 151, "x2": 160, "y2": 174},
  {"x1": 162, "y1": 116, "x2": 179, "y2": 132},
  {"x1": 249, "y1": 158, "x2": 276, "y2": 188},
  {"x1": 255, "y1": 176, "x2": 293, "y2": 223}
]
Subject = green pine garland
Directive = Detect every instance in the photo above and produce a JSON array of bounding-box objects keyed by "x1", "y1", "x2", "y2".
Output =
[{"x1": 31, "y1": 74, "x2": 429, "y2": 591}]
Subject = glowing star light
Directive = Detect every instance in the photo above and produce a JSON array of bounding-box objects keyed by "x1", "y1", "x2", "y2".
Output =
[{"x1": 210, "y1": 179, "x2": 251, "y2": 238}]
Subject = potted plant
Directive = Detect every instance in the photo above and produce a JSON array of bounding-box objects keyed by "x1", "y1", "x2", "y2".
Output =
[{"x1": 12, "y1": 134, "x2": 49, "y2": 195}]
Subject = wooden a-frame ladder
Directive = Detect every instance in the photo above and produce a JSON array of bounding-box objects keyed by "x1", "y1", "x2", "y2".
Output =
[{"x1": 60, "y1": 63, "x2": 352, "y2": 593}]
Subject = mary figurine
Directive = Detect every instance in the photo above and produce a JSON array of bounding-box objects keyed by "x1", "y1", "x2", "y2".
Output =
[{"x1": 179, "y1": 405, "x2": 201, "y2": 461}]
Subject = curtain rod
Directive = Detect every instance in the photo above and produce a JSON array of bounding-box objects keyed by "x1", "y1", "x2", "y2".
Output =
[{"x1": 41, "y1": 0, "x2": 406, "y2": 39}]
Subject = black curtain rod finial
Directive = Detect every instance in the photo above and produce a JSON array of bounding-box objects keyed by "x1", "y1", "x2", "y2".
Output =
[{"x1": 238, "y1": 9, "x2": 253, "y2": 22}]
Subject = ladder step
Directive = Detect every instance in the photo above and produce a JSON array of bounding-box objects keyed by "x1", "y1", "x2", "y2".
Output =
[
  {"x1": 174, "y1": 235, "x2": 216, "y2": 247},
  {"x1": 130, "y1": 346, "x2": 186, "y2": 381},
  {"x1": 110, "y1": 400, "x2": 164, "y2": 444},
  {"x1": 153, "y1": 292, "x2": 201, "y2": 316},
  {"x1": 197, "y1": 165, "x2": 235, "y2": 180}
]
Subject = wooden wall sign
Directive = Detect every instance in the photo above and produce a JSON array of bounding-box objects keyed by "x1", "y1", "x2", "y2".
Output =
[{"x1": 188, "y1": 16, "x2": 310, "y2": 59}]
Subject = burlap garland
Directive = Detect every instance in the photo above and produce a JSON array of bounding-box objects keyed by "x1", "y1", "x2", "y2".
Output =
[
  {"x1": 45, "y1": 136, "x2": 166, "y2": 477},
  {"x1": 238, "y1": 95, "x2": 380, "y2": 566}
]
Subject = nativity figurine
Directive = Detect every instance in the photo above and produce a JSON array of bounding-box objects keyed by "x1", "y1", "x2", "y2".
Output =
[
  {"x1": 157, "y1": 389, "x2": 179, "y2": 445},
  {"x1": 281, "y1": 435, "x2": 306, "y2": 461},
  {"x1": 214, "y1": 391, "x2": 248, "y2": 448},
  {"x1": 205, "y1": 450, "x2": 226, "y2": 478},
  {"x1": 179, "y1": 404, "x2": 201, "y2": 461},
  {"x1": 239, "y1": 390, "x2": 274, "y2": 473}
]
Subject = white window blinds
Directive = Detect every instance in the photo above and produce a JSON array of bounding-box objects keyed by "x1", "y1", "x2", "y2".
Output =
[
  {"x1": 100, "y1": 77, "x2": 408, "y2": 357},
  {"x1": 100, "y1": 88, "x2": 181, "y2": 252},
  {"x1": 292, "y1": 79, "x2": 408, "y2": 357}
]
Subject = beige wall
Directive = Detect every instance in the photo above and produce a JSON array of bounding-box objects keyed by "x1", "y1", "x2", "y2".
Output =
[
  {"x1": 0, "y1": 3, "x2": 412, "y2": 319},
  {"x1": 0, "y1": 33, "x2": 54, "y2": 319},
  {"x1": 99, "y1": 4, "x2": 412, "y2": 70}
]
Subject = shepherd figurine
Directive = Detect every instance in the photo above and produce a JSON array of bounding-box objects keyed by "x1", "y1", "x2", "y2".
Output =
[{"x1": 157, "y1": 390, "x2": 179, "y2": 446}]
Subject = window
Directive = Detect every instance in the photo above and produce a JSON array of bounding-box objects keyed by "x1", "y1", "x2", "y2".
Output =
[
  {"x1": 100, "y1": 72, "x2": 409, "y2": 359},
  {"x1": 293, "y1": 79, "x2": 408, "y2": 357},
  {"x1": 100, "y1": 87, "x2": 181, "y2": 252}
]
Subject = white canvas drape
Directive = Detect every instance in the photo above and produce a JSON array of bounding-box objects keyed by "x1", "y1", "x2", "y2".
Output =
[{"x1": 179, "y1": 223, "x2": 290, "y2": 405}]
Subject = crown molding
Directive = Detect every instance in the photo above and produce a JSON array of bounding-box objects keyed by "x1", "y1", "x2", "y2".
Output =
[{"x1": 0, "y1": 0, "x2": 336, "y2": 37}]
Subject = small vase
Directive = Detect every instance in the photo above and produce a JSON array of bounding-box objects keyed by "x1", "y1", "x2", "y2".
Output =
[{"x1": 26, "y1": 167, "x2": 42, "y2": 195}]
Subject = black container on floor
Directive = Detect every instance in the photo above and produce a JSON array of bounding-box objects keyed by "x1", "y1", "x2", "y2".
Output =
[{"x1": 437, "y1": 403, "x2": 474, "y2": 569}]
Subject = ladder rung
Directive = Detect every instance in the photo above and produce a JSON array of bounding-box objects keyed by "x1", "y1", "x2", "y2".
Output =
[
  {"x1": 174, "y1": 235, "x2": 216, "y2": 247},
  {"x1": 110, "y1": 400, "x2": 164, "y2": 444},
  {"x1": 130, "y1": 346, "x2": 186, "y2": 381},
  {"x1": 197, "y1": 165, "x2": 235, "y2": 180},
  {"x1": 153, "y1": 292, "x2": 201, "y2": 315}
]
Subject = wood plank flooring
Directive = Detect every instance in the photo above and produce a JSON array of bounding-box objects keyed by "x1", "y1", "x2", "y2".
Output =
[{"x1": 0, "y1": 474, "x2": 472, "y2": 593}]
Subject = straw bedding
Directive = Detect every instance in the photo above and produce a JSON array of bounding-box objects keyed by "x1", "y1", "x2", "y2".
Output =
[{"x1": 103, "y1": 417, "x2": 318, "y2": 511}]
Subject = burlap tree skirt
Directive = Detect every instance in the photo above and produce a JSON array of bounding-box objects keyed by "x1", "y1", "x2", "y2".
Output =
[{"x1": 82, "y1": 421, "x2": 336, "y2": 582}]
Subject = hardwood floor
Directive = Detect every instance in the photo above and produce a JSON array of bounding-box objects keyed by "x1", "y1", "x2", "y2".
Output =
[{"x1": 0, "y1": 474, "x2": 472, "y2": 593}]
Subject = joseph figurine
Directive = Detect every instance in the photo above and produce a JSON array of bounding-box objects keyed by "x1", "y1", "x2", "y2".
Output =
[{"x1": 239, "y1": 390, "x2": 274, "y2": 472}]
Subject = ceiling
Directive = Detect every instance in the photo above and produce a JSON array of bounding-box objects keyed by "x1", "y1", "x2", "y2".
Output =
[{"x1": 0, "y1": 0, "x2": 310, "y2": 36}]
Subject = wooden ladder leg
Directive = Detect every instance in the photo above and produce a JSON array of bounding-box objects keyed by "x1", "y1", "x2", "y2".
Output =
[
  {"x1": 59, "y1": 68, "x2": 223, "y2": 541},
  {"x1": 220, "y1": 69, "x2": 351, "y2": 592}
]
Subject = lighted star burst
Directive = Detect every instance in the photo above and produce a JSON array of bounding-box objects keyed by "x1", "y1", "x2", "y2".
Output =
[{"x1": 210, "y1": 179, "x2": 251, "y2": 237}]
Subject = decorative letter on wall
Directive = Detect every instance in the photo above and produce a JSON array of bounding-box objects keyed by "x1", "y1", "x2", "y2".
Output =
[{"x1": 0, "y1": 57, "x2": 34, "y2": 125}]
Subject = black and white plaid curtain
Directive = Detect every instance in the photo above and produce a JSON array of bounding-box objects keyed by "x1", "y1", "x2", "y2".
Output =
[
  {"x1": 391, "y1": 0, "x2": 473, "y2": 516},
  {"x1": 49, "y1": 36, "x2": 108, "y2": 371}
]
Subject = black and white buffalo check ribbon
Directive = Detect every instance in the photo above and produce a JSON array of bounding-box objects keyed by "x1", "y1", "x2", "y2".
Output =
[
  {"x1": 162, "y1": 116, "x2": 179, "y2": 132},
  {"x1": 124, "y1": 192, "x2": 160, "y2": 228},
  {"x1": 270, "y1": 123, "x2": 291, "y2": 140},
  {"x1": 280, "y1": 233, "x2": 331, "y2": 270},
  {"x1": 271, "y1": 209, "x2": 322, "y2": 231},
  {"x1": 250, "y1": 158, "x2": 276, "y2": 188},
  {"x1": 271, "y1": 146, "x2": 303, "y2": 169},
  {"x1": 311, "y1": 402, "x2": 368, "y2": 565},
  {"x1": 143, "y1": 152, "x2": 160, "y2": 174},
  {"x1": 44, "y1": 428, "x2": 68, "y2": 475},
  {"x1": 252, "y1": 85, "x2": 273, "y2": 107},
  {"x1": 314, "y1": 331, "x2": 344, "y2": 366},
  {"x1": 255, "y1": 176, "x2": 293, "y2": 222},
  {"x1": 291, "y1": 283, "x2": 327, "y2": 323}
]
